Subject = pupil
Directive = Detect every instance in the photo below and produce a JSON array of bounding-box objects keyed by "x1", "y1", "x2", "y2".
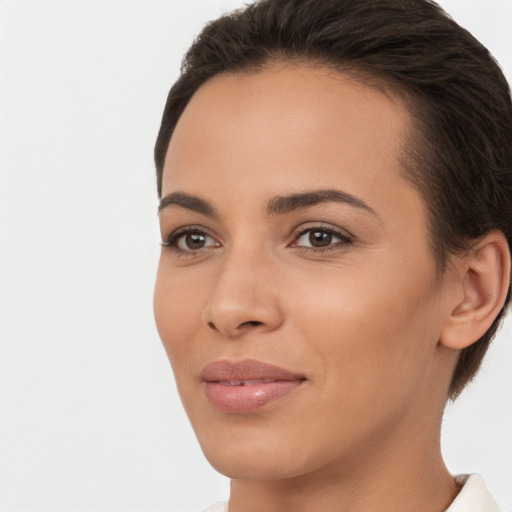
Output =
[
  {"x1": 186, "y1": 233, "x2": 206, "y2": 249},
  {"x1": 309, "y1": 230, "x2": 331, "y2": 247}
]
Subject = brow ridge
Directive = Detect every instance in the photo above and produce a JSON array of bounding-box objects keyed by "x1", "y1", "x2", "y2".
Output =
[
  {"x1": 158, "y1": 192, "x2": 216, "y2": 216},
  {"x1": 266, "y1": 189, "x2": 377, "y2": 216},
  {"x1": 158, "y1": 188, "x2": 377, "y2": 218}
]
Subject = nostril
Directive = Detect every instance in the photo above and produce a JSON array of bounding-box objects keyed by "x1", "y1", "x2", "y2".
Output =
[
  {"x1": 242, "y1": 321, "x2": 263, "y2": 327},
  {"x1": 206, "y1": 320, "x2": 262, "y2": 332}
]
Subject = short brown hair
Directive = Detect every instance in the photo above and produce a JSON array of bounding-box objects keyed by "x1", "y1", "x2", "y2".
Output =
[{"x1": 154, "y1": 0, "x2": 512, "y2": 399}]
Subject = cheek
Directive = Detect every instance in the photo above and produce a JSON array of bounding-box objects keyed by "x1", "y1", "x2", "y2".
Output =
[
  {"x1": 284, "y1": 266, "x2": 443, "y2": 457},
  {"x1": 153, "y1": 259, "x2": 205, "y2": 365},
  {"x1": 288, "y1": 258, "x2": 442, "y2": 389}
]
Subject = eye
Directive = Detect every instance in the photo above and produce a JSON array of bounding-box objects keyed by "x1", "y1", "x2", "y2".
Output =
[
  {"x1": 162, "y1": 227, "x2": 220, "y2": 253},
  {"x1": 291, "y1": 225, "x2": 353, "y2": 251}
]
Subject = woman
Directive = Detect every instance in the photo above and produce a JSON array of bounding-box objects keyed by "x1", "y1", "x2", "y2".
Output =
[{"x1": 153, "y1": 0, "x2": 512, "y2": 510}]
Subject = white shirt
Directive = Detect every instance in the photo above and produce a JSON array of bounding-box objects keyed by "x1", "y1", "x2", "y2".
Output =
[
  {"x1": 447, "y1": 474, "x2": 501, "y2": 512},
  {"x1": 201, "y1": 474, "x2": 502, "y2": 512}
]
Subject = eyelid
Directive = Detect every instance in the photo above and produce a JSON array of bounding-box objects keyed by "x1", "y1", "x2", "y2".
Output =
[
  {"x1": 161, "y1": 225, "x2": 221, "y2": 253},
  {"x1": 161, "y1": 222, "x2": 354, "y2": 255},
  {"x1": 288, "y1": 223, "x2": 354, "y2": 250}
]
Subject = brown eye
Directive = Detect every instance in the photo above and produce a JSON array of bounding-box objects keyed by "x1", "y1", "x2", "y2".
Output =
[
  {"x1": 165, "y1": 229, "x2": 219, "y2": 252},
  {"x1": 309, "y1": 230, "x2": 332, "y2": 247},
  {"x1": 180, "y1": 232, "x2": 208, "y2": 250},
  {"x1": 293, "y1": 226, "x2": 352, "y2": 251}
]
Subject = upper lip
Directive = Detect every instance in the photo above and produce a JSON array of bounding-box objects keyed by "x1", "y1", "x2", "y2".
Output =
[{"x1": 200, "y1": 359, "x2": 306, "y2": 383}]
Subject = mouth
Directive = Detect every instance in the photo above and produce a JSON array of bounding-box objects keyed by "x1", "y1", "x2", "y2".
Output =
[
  {"x1": 200, "y1": 359, "x2": 306, "y2": 414},
  {"x1": 217, "y1": 379, "x2": 283, "y2": 386}
]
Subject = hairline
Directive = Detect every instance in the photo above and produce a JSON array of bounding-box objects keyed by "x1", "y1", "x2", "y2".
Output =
[{"x1": 158, "y1": 56, "x2": 453, "y2": 275}]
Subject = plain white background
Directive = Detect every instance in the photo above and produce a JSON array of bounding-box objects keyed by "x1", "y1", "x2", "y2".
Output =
[{"x1": 0, "y1": 1, "x2": 511, "y2": 511}]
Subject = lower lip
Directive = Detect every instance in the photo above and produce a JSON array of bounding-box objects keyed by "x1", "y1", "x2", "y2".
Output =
[{"x1": 204, "y1": 380, "x2": 304, "y2": 413}]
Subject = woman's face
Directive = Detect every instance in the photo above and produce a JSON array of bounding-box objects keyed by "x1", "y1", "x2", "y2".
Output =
[{"x1": 154, "y1": 65, "x2": 456, "y2": 480}]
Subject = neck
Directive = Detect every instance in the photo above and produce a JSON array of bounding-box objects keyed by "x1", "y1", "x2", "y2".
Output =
[{"x1": 228, "y1": 401, "x2": 460, "y2": 512}]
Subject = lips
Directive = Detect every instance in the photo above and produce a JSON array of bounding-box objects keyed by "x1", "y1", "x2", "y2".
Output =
[{"x1": 201, "y1": 359, "x2": 306, "y2": 413}]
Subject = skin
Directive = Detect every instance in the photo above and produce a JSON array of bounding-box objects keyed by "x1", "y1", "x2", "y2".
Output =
[{"x1": 154, "y1": 64, "x2": 465, "y2": 512}]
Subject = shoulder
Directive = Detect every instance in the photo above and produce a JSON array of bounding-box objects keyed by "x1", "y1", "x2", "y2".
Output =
[
  {"x1": 201, "y1": 502, "x2": 228, "y2": 512},
  {"x1": 446, "y1": 474, "x2": 502, "y2": 512}
]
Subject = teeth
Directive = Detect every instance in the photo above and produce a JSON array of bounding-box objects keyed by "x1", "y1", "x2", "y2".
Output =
[{"x1": 218, "y1": 379, "x2": 277, "y2": 386}]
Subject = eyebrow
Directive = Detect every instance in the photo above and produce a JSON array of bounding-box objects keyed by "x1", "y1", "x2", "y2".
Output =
[
  {"x1": 266, "y1": 189, "x2": 378, "y2": 217},
  {"x1": 158, "y1": 188, "x2": 378, "y2": 217},
  {"x1": 158, "y1": 192, "x2": 217, "y2": 216}
]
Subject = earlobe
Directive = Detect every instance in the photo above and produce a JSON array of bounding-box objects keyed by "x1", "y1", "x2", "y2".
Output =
[{"x1": 440, "y1": 230, "x2": 511, "y2": 350}]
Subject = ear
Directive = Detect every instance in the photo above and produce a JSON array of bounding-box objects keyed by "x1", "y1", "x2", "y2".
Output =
[{"x1": 440, "y1": 230, "x2": 511, "y2": 350}]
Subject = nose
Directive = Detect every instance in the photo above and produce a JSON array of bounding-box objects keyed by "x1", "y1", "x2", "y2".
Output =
[{"x1": 202, "y1": 248, "x2": 284, "y2": 338}]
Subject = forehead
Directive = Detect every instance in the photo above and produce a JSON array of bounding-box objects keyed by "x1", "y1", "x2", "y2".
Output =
[{"x1": 162, "y1": 64, "x2": 422, "y2": 226}]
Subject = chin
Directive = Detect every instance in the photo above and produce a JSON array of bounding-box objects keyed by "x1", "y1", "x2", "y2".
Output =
[
  {"x1": 195, "y1": 423, "x2": 314, "y2": 481},
  {"x1": 204, "y1": 450, "x2": 309, "y2": 481}
]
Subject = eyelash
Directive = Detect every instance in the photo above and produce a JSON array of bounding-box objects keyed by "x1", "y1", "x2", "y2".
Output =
[
  {"x1": 291, "y1": 225, "x2": 354, "y2": 253},
  {"x1": 161, "y1": 226, "x2": 219, "y2": 256},
  {"x1": 161, "y1": 224, "x2": 354, "y2": 256}
]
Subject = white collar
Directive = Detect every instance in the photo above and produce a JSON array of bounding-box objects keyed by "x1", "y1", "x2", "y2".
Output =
[
  {"x1": 202, "y1": 474, "x2": 502, "y2": 512},
  {"x1": 446, "y1": 474, "x2": 502, "y2": 512}
]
